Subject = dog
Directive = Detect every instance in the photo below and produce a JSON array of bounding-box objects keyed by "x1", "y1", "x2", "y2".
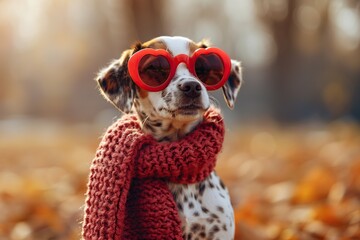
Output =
[{"x1": 96, "y1": 36, "x2": 242, "y2": 240}]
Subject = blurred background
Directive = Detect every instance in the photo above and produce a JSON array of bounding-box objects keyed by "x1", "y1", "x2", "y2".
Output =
[{"x1": 0, "y1": 0, "x2": 359, "y2": 239}]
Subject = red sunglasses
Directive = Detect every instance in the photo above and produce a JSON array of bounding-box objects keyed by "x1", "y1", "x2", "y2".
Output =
[{"x1": 128, "y1": 47, "x2": 231, "y2": 92}]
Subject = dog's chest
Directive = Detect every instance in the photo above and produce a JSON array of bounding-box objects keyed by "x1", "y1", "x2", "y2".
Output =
[{"x1": 168, "y1": 172, "x2": 234, "y2": 240}]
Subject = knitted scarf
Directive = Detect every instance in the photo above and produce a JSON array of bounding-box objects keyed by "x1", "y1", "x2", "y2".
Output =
[{"x1": 82, "y1": 108, "x2": 224, "y2": 240}]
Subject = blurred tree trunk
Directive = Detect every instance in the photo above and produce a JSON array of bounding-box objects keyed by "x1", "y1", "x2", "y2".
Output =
[
  {"x1": 128, "y1": 0, "x2": 165, "y2": 42},
  {"x1": 266, "y1": 0, "x2": 333, "y2": 122},
  {"x1": 267, "y1": 0, "x2": 300, "y2": 122}
]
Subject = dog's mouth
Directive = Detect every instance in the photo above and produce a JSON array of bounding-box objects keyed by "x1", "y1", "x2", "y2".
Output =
[
  {"x1": 158, "y1": 102, "x2": 207, "y2": 118},
  {"x1": 176, "y1": 104, "x2": 203, "y2": 115}
]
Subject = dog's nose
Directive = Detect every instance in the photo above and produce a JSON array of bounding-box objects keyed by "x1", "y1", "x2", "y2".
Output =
[{"x1": 178, "y1": 81, "x2": 202, "y2": 98}]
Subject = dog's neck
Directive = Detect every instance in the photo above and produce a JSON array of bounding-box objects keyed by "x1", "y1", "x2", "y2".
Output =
[{"x1": 135, "y1": 109, "x2": 203, "y2": 142}]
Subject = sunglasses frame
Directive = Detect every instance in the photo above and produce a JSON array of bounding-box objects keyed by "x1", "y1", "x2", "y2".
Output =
[{"x1": 128, "y1": 47, "x2": 231, "y2": 92}]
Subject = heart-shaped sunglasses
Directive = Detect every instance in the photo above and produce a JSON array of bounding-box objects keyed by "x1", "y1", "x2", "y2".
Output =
[{"x1": 128, "y1": 47, "x2": 231, "y2": 92}]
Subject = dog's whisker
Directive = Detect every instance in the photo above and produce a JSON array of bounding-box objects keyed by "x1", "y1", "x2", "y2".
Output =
[
  {"x1": 141, "y1": 115, "x2": 150, "y2": 130},
  {"x1": 164, "y1": 91, "x2": 172, "y2": 99}
]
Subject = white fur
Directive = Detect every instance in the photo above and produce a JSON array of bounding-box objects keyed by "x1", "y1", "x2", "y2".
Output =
[{"x1": 160, "y1": 36, "x2": 192, "y2": 55}]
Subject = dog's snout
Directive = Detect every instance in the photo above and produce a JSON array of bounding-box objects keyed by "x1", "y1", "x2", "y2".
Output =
[{"x1": 178, "y1": 81, "x2": 202, "y2": 98}]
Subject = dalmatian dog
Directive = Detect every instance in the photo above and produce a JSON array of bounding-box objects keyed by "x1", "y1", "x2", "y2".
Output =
[{"x1": 96, "y1": 36, "x2": 242, "y2": 240}]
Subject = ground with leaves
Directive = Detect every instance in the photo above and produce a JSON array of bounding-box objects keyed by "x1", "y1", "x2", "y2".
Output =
[{"x1": 0, "y1": 119, "x2": 359, "y2": 240}]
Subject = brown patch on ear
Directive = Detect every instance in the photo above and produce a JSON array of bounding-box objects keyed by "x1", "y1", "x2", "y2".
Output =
[
  {"x1": 100, "y1": 70, "x2": 119, "y2": 94},
  {"x1": 97, "y1": 48, "x2": 137, "y2": 113}
]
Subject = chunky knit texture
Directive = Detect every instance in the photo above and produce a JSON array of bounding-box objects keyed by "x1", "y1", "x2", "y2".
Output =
[{"x1": 82, "y1": 108, "x2": 224, "y2": 240}]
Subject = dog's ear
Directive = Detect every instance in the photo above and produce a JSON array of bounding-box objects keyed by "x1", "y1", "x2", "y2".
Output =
[
  {"x1": 96, "y1": 49, "x2": 137, "y2": 113},
  {"x1": 197, "y1": 39, "x2": 211, "y2": 48},
  {"x1": 222, "y1": 60, "x2": 243, "y2": 109}
]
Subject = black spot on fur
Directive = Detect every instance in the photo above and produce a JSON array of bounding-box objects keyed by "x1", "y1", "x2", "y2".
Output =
[
  {"x1": 217, "y1": 206, "x2": 224, "y2": 213},
  {"x1": 187, "y1": 233, "x2": 192, "y2": 240},
  {"x1": 222, "y1": 224, "x2": 227, "y2": 231},
  {"x1": 177, "y1": 202, "x2": 183, "y2": 212},
  {"x1": 210, "y1": 213, "x2": 219, "y2": 219},
  {"x1": 188, "y1": 202, "x2": 194, "y2": 209},
  {"x1": 172, "y1": 191, "x2": 178, "y2": 201},
  {"x1": 209, "y1": 225, "x2": 220, "y2": 238},
  {"x1": 164, "y1": 93, "x2": 172, "y2": 103},
  {"x1": 161, "y1": 90, "x2": 167, "y2": 98},
  {"x1": 199, "y1": 182, "x2": 206, "y2": 196},
  {"x1": 193, "y1": 211, "x2": 199, "y2": 217},
  {"x1": 191, "y1": 223, "x2": 201, "y2": 233},
  {"x1": 201, "y1": 206, "x2": 209, "y2": 213},
  {"x1": 219, "y1": 179, "x2": 226, "y2": 190},
  {"x1": 206, "y1": 218, "x2": 214, "y2": 224},
  {"x1": 199, "y1": 232, "x2": 206, "y2": 238},
  {"x1": 184, "y1": 195, "x2": 188, "y2": 202}
]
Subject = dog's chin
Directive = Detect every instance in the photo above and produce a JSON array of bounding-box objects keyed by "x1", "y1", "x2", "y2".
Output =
[{"x1": 175, "y1": 110, "x2": 202, "y2": 121}]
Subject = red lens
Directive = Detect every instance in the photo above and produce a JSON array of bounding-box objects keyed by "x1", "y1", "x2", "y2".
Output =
[
  {"x1": 194, "y1": 53, "x2": 224, "y2": 86},
  {"x1": 138, "y1": 55, "x2": 170, "y2": 87}
]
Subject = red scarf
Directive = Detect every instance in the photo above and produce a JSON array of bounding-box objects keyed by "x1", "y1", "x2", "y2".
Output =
[{"x1": 82, "y1": 108, "x2": 224, "y2": 239}]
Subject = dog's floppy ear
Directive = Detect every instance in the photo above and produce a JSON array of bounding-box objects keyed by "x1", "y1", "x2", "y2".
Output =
[
  {"x1": 96, "y1": 49, "x2": 137, "y2": 113},
  {"x1": 222, "y1": 60, "x2": 243, "y2": 109}
]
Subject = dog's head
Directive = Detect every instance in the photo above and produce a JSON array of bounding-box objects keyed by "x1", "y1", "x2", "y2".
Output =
[{"x1": 97, "y1": 36, "x2": 242, "y2": 139}]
